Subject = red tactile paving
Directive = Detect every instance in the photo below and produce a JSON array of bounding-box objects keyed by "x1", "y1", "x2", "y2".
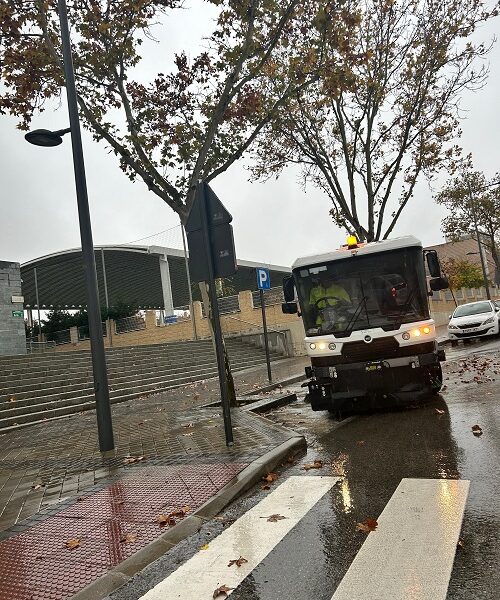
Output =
[{"x1": 0, "y1": 463, "x2": 247, "y2": 600}]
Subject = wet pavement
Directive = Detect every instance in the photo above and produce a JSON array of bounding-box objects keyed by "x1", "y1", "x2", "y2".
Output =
[
  {"x1": 113, "y1": 336, "x2": 500, "y2": 600},
  {"x1": 0, "y1": 357, "x2": 307, "y2": 600}
]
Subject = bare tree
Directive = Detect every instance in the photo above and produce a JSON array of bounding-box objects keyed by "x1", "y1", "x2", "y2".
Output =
[{"x1": 252, "y1": 0, "x2": 498, "y2": 241}]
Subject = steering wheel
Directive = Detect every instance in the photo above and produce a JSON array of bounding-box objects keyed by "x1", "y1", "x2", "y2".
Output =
[{"x1": 314, "y1": 296, "x2": 344, "y2": 309}]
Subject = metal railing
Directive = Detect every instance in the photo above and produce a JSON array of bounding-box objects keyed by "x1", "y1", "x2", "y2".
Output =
[
  {"x1": 202, "y1": 295, "x2": 240, "y2": 317},
  {"x1": 46, "y1": 329, "x2": 71, "y2": 345},
  {"x1": 224, "y1": 315, "x2": 290, "y2": 356},
  {"x1": 26, "y1": 339, "x2": 57, "y2": 353},
  {"x1": 251, "y1": 286, "x2": 284, "y2": 308},
  {"x1": 115, "y1": 314, "x2": 146, "y2": 334},
  {"x1": 78, "y1": 322, "x2": 107, "y2": 340}
]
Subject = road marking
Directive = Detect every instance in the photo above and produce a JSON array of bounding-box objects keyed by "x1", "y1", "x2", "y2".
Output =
[
  {"x1": 139, "y1": 475, "x2": 339, "y2": 599},
  {"x1": 331, "y1": 478, "x2": 470, "y2": 600}
]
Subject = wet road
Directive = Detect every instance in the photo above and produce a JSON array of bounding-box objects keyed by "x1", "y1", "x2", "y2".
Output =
[{"x1": 110, "y1": 337, "x2": 500, "y2": 600}]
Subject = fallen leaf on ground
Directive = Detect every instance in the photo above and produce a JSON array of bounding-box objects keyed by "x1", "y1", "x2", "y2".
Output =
[
  {"x1": 123, "y1": 456, "x2": 145, "y2": 464},
  {"x1": 261, "y1": 484, "x2": 271, "y2": 490},
  {"x1": 200, "y1": 543, "x2": 210, "y2": 550},
  {"x1": 228, "y1": 556, "x2": 248, "y2": 567},
  {"x1": 8, "y1": 396, "x2": 16, "y2": 403},
  {"x1": 435, "y1": 408, "x2": 445, "y2": 415},
  {"x1": 356, "y1": 440, "x2": 365, "y2": 445},
  {"x1": 471, "y1": 424, "x2": 483, "y2": 436},
  {"x1": 356, "y1": 519, "x2": 378, "y2": 533},
  {"x1": 262, "y1": 514, "x2": 287, "y2": 522},
  {"x1": 156, "y1": 514, "x2": 176, "y2": 527},
  {"x1": 262, "y1": 472, "x2": 278, "y2": 483},
  {"x1": 302, "y1": 460, "x2": 323, "y2": 470},
  {"x1": 457, "y1": 538, "x2": 465, "y2": 549},
  {"x1": 120, "y1": 533, "x2": 138, "y2": 544},
  {"x1": 213, "y1": 585, "x2": 233, "y2": 598},
  {"x1": 31, "y1": 484, "x2": 43, "y2": 490},
  {"x1": 64, "y1": 539, "x2": 81, "y2": 550}
]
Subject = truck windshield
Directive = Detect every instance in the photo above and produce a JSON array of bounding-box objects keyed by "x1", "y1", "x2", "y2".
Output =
[{"x1": 293, "y1": 247, "x2": 429, "y2": 337}]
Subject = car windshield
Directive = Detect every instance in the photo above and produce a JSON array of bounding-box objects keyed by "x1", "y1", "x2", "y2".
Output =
[
  {"x1": 453, "y1": 302, "x2": 492, "y2": 318},
  {"x1": 293, "y1": 246, "x2": 429, "y2": 337}
]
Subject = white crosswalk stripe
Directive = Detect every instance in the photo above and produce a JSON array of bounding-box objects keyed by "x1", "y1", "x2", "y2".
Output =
[
  {"x1": 139, "y1": 475, "x2": 340, "y2": 600},
  {"x1": 331, "y1": 478, "x2": 470, "y2": 600}
]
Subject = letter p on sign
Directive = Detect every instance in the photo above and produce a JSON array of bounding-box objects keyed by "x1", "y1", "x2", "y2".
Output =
[{"x1": 256, "y1": 267, "x2": 271, "y2": 290}]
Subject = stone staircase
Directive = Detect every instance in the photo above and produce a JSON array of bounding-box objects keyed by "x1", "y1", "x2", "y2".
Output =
[{"x1": 0, "y1": 337, "x2": 282, "y2": 431}]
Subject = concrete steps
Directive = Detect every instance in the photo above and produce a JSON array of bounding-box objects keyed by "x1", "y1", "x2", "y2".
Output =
[{"x1": 0, "y1": 337, "x2": 281, "y2": 431}]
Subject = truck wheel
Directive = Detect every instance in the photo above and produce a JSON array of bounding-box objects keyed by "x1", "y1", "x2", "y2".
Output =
[{"x1": 428, "y1": 364, "x2": 443, "y2": 394}]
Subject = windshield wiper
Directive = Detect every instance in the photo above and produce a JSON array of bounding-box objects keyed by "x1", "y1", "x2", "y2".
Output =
[
  {"x1": 337, "y1": 296, "x2": 369, "y2": 337},
  {"x1": 392, "y1": 289, "x2": 416, "y2": 330}
]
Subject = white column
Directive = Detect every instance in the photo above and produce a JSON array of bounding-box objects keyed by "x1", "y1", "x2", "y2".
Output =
[{"x1": 159, "y1": 255, "x2": 174, "y2": 317}]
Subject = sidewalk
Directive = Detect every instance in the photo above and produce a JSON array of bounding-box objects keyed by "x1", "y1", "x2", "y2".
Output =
[{"x1": 0, "y1": 357, "x2": 307, "y2": 600}]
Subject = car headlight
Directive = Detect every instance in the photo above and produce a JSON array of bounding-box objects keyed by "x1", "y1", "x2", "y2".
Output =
[{"x1": 483, "y1": 316, "x2": 494, "y2": 325}]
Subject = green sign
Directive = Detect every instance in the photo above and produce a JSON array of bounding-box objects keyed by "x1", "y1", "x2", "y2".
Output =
[{"x1": 12, "y1": 310, "x2": 23, "y2": 318}]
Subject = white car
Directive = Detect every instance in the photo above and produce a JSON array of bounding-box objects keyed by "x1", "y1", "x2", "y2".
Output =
[{"x1": 448, "y1": 300, "x2": 500, "y2": 340}]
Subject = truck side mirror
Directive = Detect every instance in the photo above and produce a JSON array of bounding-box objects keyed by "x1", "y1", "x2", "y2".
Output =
[
  {"x1": 426, "y1": 250, "x2": 442, "y2": 278},
  {"x1": 282, "y1": 301, "x2": 298, "y2": 314},
  {"x1": 430, "y1": 276, "x2": 449, "y2": 291},
  {"x1": 283, "y1": 275, "x2": 295, "y2": 302}
]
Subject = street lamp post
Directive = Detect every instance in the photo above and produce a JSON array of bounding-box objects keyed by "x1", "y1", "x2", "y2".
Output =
[{"x1": 25, "y1": 0, "x2": 114, "y2": 451}]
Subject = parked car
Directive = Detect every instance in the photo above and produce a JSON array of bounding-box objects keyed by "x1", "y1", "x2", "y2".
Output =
[{"x1": 448, "y1": 300, "x2": 500, "y2": 340}]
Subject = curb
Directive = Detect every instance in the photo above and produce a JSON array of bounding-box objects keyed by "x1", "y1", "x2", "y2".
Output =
[
  {"x1": 70, "y1": 434, "x2": 306, "y2": 600},
  {"x1": 246, "y1": 393, "x2": 298, "y2": 413},
  {"x1": 241, "y1": 372, "x2": 306, "y2": 396}
]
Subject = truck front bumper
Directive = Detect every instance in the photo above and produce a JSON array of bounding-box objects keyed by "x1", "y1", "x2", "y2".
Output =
[{"x1": 305, "y1": 349, "x2": 445, "y2": 413}]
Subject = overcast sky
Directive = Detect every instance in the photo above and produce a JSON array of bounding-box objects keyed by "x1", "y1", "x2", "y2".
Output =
[{"x1": 1, "y1": 3, "x2": 499, "y2": 269}]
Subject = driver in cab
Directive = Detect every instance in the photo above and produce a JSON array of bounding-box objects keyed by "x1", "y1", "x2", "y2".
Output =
[{"x1": 309, "y1": 271, "x2": 351, "y2": 326}]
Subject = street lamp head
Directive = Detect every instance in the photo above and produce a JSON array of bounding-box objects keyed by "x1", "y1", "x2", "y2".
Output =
[{"x1": 24, "y1": 128, "x2": 71, "y2": 147}]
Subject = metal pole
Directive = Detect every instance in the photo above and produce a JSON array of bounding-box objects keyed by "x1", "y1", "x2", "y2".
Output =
[
  {"x1": 101, "y1": 249, "x2": 113, "y2": 347},
  {"x1": 57, "y1": 0, "x2": 114, "y2": 451},
  {"x1": 181, "y1": 221, "x2": 198, "y2": 339},
  {"x1": 260, "y1": 289, "x2": 272, "y2": 382},
  {"x1": 34, "y1": 267, "x2": 42, "y2": 341},
  {"x1": 198, "y1": 182, "x2": 233, "y2": 446},
  {"x1": 467, "y1": 180, "x2": 491, "y2": 300}
]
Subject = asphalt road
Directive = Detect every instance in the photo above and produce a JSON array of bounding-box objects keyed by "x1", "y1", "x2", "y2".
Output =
[{"x1": 109, "y1": 336, "x2": 500, "y2": 600}]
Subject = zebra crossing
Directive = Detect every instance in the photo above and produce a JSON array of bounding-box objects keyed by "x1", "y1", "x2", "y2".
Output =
[{"x1": 138, "y1": 476, "x2": 469, "y2": 600}]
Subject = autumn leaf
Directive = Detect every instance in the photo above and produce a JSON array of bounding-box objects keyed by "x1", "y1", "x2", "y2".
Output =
[
  {"x1": 262, "y1": 472, "x2": 278, "y2": 483},
  {"x1": 156, "y1": 514, "x2": 177, "y2": 527},
  {"x1": 64, "y1": 539, "x2": 81, "y2": 550},
  {"x1": 435, "y1": 408, "x2": 445, "y2": 415},
  {"x1": 213, "y1": 585, "x2": 233, "y2": 598},
  {"x1": 123, "y1": 456, "x2": 145, "y2": 464},
  {"x1": 200, "y1": 543, "x2": 210, "y2": 550},
  {"x1": 228, "y1": 556, "x2": 248, "y2": 567},
  {"x1": 302, "y1": 460, "x2": 323, "y2": 470},
  {"x1": 120, "y1": 533, "x2": 138, "y2": 544},
  {"x1": 356, "y1": 519, "x2": 378, "y2": 533},
  {"x1": 471, "y1": 424, "x2": 483, "y2": 436},
  {"x1": 262, "y1": 514, "x2": 287, "y2": 522}
]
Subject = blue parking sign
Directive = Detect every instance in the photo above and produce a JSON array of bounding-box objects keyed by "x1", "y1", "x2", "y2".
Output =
[{"x1": 256, "y1": 267, "x2": 271, "y2": 290}]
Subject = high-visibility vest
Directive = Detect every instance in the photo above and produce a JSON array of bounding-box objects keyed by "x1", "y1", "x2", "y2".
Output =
[{"x1": 309, "y1": 284, "x2": 350, "y2": 324}]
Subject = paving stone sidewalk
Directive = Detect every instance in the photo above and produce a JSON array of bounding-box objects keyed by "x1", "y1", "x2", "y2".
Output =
[{"x1": 0, "y1": 357, "x2": 307, "y2": 600}]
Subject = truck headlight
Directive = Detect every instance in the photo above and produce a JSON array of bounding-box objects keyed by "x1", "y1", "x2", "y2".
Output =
[
  {"x1": 483, "y1": 316, "x2": 494, "y2": 325},
  {"x1": 309, "y1": 343, "x2": 316, "y2": 350}
]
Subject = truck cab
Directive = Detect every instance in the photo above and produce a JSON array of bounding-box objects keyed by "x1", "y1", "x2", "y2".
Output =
[{"x1": 282, "y1": 235, "x2": 448, "y2": 416}]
